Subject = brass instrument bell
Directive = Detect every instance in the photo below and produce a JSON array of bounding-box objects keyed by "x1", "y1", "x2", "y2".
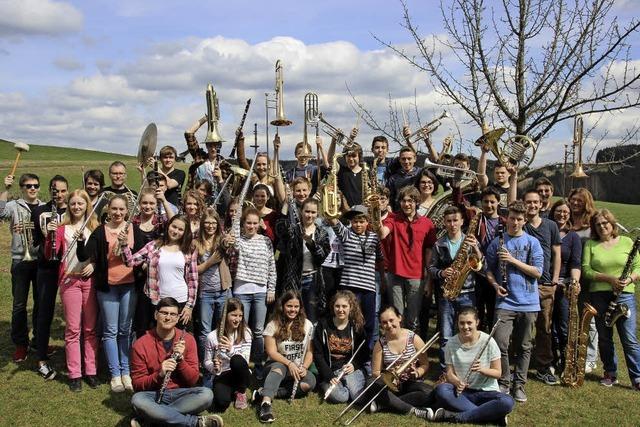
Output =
[
  {"x1": 570, "y1": 115, "x2": 588, "y2": 178},
  {"x1": 205, "y1": 83, "x2": 224, "y2": 144},
  {"x1": 270, "y1": 60, "x2": 292, "y2": 127}
]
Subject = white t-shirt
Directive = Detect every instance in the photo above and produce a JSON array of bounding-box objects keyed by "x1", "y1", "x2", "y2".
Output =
[
  {"x1": 444, "y1": 331, "x2": 500, "y2": 392},
  {"x1": 263, "y1": 318, "x2": 313, "y2": 363},
  {"x1": 158, "y1": 248, "x2": 188, "y2": 303}
]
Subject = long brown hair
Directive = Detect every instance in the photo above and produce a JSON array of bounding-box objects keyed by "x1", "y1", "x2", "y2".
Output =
[
  {"x1": 330, "y1": 290, "x2": 364, "y2": 333},
  {"x1": 568, "y1": 187, "x2": 596, "y2": 230},
  {"x1": 157, "y1": 215, "x2": 193, "y2": 254},
  {"x1": 182, "y1": 190, "x2": 205, "y2": 219},
  {"x1": 271, "y1": 290, "x2": 307, "y2": 343},
  {"x1": 194, "y1": 208, "x2": 222, "y2": 257},
  {"x1": 217, "y1": 298, "x2": 249, "y2": 345}
]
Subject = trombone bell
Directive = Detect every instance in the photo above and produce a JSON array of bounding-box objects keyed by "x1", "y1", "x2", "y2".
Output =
[
  {"x1": 204, "y1": 83, "x2": 224, "y2": 144},
  {"x1": 270, "y1": 60, "x2": 292, "y2": 127},
  {"x1": 570, "y1": 164, "x2": 589, "y2": 178}
]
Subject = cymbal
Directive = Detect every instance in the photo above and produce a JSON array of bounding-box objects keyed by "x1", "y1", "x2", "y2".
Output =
[
  {"x1": 474, "y1": 127, "x2": 505, "y2": 147},
  {"x1": 137, "y1": 123, "x2": 158, "y2": 164}
]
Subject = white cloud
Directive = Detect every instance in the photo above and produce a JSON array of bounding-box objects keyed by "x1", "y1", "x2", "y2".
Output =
[{"x1": 0, "y1": 0, "x2": 83, "y2": 36}]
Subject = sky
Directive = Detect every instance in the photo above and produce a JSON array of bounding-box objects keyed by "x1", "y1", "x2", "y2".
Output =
[{"x1": 1, "y1": 0, "x2": 639, "y2": 165}]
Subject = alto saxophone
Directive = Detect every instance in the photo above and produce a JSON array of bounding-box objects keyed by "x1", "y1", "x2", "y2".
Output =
[
  {"x1": 561, "y1": 279, "x2": 597, "y2": 388},
  {"x1": 361, "y1": 160, "x2": 381, "y2": 231},
  {"x1": 322, "y1": 153, "x2": 342, "y2": 219},
  {"x1": 443, "y1": 212, "x2": 483, "y2": 300}
]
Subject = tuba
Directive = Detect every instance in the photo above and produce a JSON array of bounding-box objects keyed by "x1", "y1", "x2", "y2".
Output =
[
  {"x1": 562, "y1": 279, "x2": 597, "y2": 388},
  {"x1": 570, "y1": 115, "x2": 588, "y2": 178},
  {"x1": 270, "y1": 60, "x2": 292, "y2": 127},
  {"x1": 205, "y1": 83, "x2": 224, "y2": 144},
  {"x1": 322, "y1": 153, "x2": 342, "y2": 219},
  {"x1": 442, "y1": 212, "x2": 483, "y2": 300}
]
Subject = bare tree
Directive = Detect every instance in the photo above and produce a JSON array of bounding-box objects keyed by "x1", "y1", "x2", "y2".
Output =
[{"x1": 371, "y1": 0, "x2": 640, "y2": 161}]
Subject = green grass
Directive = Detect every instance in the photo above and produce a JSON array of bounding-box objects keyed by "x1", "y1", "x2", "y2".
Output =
[{"x1": 1, "y1": 145, "x2": 640, "y2": 426}]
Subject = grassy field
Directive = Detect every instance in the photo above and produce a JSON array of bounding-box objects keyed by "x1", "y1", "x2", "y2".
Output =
[{"x1": 1, "y1": 142, "x2": 640, "y2": 426}]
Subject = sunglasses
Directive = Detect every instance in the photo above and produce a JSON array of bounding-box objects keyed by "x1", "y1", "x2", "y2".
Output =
[{"x1": 22, "y1": 184, "x2": 40, "y2": 189}]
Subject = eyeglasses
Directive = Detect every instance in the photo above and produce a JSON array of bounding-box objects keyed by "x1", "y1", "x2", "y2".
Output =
[
  {"x1": 157, "y1": 311, "x2": 179, "y2": 318},
  {"x1": 419, "y1": 181, "x2": 434, "y2": 186},
  {"x1": 22, "y1": 184, "x2": 40, "y2": 189},
  {"x1": 110, "y1": 172, "x2": 126, "y2": 176},
  {"x1": 204, "y1": 221, "x2": 217, "y2": 226},
  {"x1": 595, "y1": 221, "x2": 610, "y2": 228}
]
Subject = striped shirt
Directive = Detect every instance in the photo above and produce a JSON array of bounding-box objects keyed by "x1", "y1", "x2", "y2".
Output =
[
  {"x1": 233, "y1": 234, "x2": 277, "y2": 293},
  {"x1": 203, "y1": 328, "x2": 253, "y2": 376},
  {"x1": 332, "y1": 222, "x2": 381, "y2": 293},
  {"x1": 380, "y1": 330, "x2": 417, "y2": 382}
]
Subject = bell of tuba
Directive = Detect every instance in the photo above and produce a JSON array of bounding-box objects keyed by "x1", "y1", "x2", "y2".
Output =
[
  {"x1": 270, "y1": 60, "x2": 292, "y2": 127},
  {"x1": 205, "y1": 83, "x2": 224, "y2": 144},
  {"x1": 570, "y1": 115, "x2": 588, "y2": 178}
]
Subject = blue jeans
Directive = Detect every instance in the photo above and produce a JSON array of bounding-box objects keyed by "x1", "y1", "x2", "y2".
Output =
[
  {"x1": 435, "y1": 383, "x2": 514, "y2": 423},
  {"x1": 373, "y1": 271, "x2": 383, "y2": 344},
  {"x1": 438, "y1": 291, "x2": 476, "y2": 369},
  {"x1": 321, "y1": 368, "x2": 366, "y2": 403},
  {"x1": 300, "y1": 274, "x2": 318, "y2": 323},
  {"x1": 340, "y1": 287, "x2": 376, "y2": 353},
  {"x1": 590, "y1": 291, "x2": 640, "y2": 384},
  {"x1": 236, "y1": 292, "x2": 267, "y2": 364},
  {"x1": 131, "y1": 387, "x2": 213, "y2": 426},
  {"x1": 97, "y1": 284, "x2": 137, "y2": 377},
  {"x1": 197, "y1": 289, "x2": 232, "y2": 358}
]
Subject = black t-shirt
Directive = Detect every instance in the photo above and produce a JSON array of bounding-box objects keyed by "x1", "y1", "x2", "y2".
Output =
[
  {"x1": 165, "y1": 169, "x2": 186, "y2": 206},
  {"x1": 524, "y1": 218, "x2": 561, "y2": 284},
  {"x1": 326, "y1": 322, "x2": 353, "y2": 371},
  {"x1": 337, "y1": 167, "x2": 363, "y2": 208}
]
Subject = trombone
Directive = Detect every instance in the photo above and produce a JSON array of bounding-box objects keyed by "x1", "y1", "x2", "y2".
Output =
[
  {"x1": 424, "y1": 157, "x2": 479, "y2": 181},
  {"x1": 302, "y1": 92, "x2": 318, "y2": 159},
  {"x1": 405, "y1": 110, "x2": 449, "y2": 144},
  {"x1": 270, "y1": 60, "x2": 292, "y2": 128},
  {"x1": 313, "y1": 112, "x2": 356, "y2": 149},
  {"x1": 204, "y1": 83, "x2": 224, "y2": 144},
  {"x1": 335, "y1": 333, "x2": 440, "y2": 426}
]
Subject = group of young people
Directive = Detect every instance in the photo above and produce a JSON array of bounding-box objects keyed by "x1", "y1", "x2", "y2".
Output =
[{"x1": 1, "y1": 121, "x2": 639, "y2": 427}]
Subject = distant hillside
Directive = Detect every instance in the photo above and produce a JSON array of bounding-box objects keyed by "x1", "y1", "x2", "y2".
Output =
[{"x1": 0, "y1": 139, "x2": 134, "y2": 162}]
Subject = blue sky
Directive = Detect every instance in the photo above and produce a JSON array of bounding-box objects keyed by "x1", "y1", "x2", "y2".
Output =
[{"x1": 1, "y1": 0, "x2": 639, "y2": 165}]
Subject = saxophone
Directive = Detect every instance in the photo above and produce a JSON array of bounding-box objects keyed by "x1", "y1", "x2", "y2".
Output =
[
  {"x1": 442, "y1": 212, "x2": 483, "y2": 300},
  {"x1": 561, "y1": 279, "x2": 597, "y2": 388},
  {"x1": 604, "y1": 237, "x2": 640, "y2": 327},
  {"x1": 361, "y1": 160, "x2": 381, "y2": 232},
  {"x1": 322, "y1": 153, "x2": 342, "y2": 219}
]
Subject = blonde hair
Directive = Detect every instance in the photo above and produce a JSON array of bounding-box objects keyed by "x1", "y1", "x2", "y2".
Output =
[{"x1": 62, "y1": 189, "x2": 99, "y2": 232}]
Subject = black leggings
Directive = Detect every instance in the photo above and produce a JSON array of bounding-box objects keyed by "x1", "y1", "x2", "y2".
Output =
[
  {"x1": 212, "y1": 355, "x2": 251, "y2": 410},
  {"x1": 357, "y1": 378, "x2": 435, "y2": 414}
]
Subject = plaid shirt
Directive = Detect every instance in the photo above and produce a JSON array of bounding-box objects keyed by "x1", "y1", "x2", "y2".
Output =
[{"x1": 122, "y1": 241, "x2": 198, "y2": 308}]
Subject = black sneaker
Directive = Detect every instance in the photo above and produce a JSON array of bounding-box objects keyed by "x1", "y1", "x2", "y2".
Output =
[
  {"x1": 37, "y1": 363, "x2": 57, "y2": 380},
  {"x1": 432, "y1": 408, "x2": 457, "y2": 422},
  {"x1": 251, "y1": 388, "x2": 263, "y2": 405},
  {"x1": 259, "y1": 402, "x2": 275, "y2": 423},
  {"x1": 85, "y1": 375, "x2": 100, "y2": 389},
  {"x1": 69, "y1": 378, "x2": 82, "y2": 392},
  {"x1": 536, "y1": 368, "x2": 559, "y2": 385}
]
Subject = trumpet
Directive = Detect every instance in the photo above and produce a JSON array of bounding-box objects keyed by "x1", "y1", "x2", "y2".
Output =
[
  {"x1": 570, "y1": 115, "x2": 588, "y2": 178},
  {"x1": 204, "y1": 83, "x2": 224, "y2": 144},
  {"x1": 335, "y1": 332, "x2": 440, "y2": 426},
  {"x1": 17, "y1": 211, "x2": 35, "y2": 261},
  {"x1": 405, "y1": 110, "x2": 449, "y2": 144},
  {"x1": 270, "y1": 60, "x2": 292, "y2": 128},
  {"x1": 438, "y1": 135, "x2": 454, "y2": 164},
  {"x1": 424, "y1": 157, "x2": 478, "y2": 181}
]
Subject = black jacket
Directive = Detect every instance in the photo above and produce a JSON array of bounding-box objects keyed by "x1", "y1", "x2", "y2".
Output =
[{"x1": 312, "y1": 317, "x2": 367, "y2": 383}]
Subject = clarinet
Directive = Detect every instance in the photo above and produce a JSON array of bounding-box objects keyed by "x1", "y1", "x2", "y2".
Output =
[
  {"x1": 498, "y1": 223, "x2": 507, "y2": 290},
  {"x1": 50, "y1": 188, "x2": 59, "y2": 261},
  {"x1": 604, "y1": 237, "x2": 640, "y2": 327},
  {"x1": 156, "y1": 332, "x2": 185, "y2": 403},
  {"x1": 289, "y1": 326, "x2": 314, "y2": 403}
]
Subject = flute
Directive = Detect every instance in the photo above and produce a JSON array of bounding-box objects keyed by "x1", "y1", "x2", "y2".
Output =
[
  {"x1": 289, "y1": 327, "x2": 314, "y2": 403},
  {"x1": 322, "y1": 340, "x2": 366, "y2": 401},
  {"x1": 454, "y1": 319, "x2": 503, "y2": 397}
]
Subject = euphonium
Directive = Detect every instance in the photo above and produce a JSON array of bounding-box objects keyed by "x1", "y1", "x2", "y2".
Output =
[
  {"x1": 18, "y1": 211, "x2": 35, "y2": 261},
  {"x1": 204, "y1": 83, "x2": 224, "y2": 144},
  {"x1": 270, "y1": 60, "x2": 292, "y2": 127},
  {"x1": 561, "y1": 279, "x2": 597, "y2": 388},
  {"x1": 322, "y1": 154, "x2": 342, "y2": 219},
  {"x1": 442, "y1": 212, "x2": 483, "y2": 300}
]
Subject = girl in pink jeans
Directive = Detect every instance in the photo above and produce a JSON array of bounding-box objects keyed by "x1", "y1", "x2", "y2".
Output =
[{"x1": 46, "y1": 189, "x2": 100, "y2": 392}]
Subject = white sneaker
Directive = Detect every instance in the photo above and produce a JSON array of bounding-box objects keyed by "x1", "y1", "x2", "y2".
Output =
[
  {"x1": 585, "y1": 361, "x2": 597, "y2": 374},
  {"x1": 121, "y1": 374, "x2": 134, "y2": 391},
  {"x1": 111, "y1": 376, "x2": 125, "y2": 393}
]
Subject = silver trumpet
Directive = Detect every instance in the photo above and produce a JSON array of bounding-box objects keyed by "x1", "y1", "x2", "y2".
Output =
[
  {"x1": 424, "y1": 157, "x2": 478, "y2": 181},
  {"x1": 406, "y1": 110, "x2": 449, "y2": 144}
]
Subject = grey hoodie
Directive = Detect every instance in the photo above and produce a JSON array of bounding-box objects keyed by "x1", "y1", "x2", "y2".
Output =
[{"x1": 0, "y1": 198, "x2": 44, "y2": 260}]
